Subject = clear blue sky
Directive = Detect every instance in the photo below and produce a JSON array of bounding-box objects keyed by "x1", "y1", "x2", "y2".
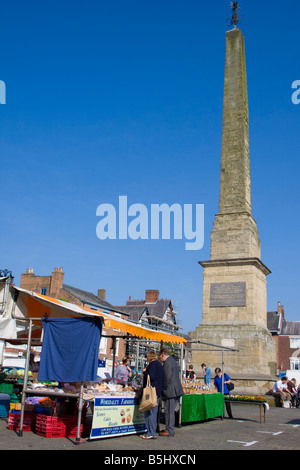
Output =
[{"x1": 1, "y1": 0, "x2": 299, "y2": 334}]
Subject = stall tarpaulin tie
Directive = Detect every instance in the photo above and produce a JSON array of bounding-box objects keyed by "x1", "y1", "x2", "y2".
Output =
[{"x1": 38, "y1": 317, "x2": 102, "y2": 382}]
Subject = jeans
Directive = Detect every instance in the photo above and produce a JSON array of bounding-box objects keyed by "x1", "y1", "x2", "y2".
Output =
[{"x1": 145, "y1": 397, "x2": 160, "y2": 437}]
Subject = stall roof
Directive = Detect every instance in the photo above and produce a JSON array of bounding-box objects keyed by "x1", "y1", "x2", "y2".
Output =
[{"x1": 11, "y1": 286, "x2": 187, "y2": 345}]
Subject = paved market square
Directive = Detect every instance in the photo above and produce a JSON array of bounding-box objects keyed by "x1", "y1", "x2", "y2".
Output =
[{"x1": 1, "y1": 405, "x2": 299, "y2": 452}]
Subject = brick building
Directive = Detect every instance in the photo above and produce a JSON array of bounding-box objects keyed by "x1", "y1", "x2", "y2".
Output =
[
  {"x1": 113, "y1": 289, "x2": 182, "y2": 370},
  {"x1": 114, "y1": 289, "x2": 180, "y2": 334},
  {"x1": 20, "y1": 268, "x2": 129, "y2": 368},
  {"x1": 268, "y1": 301, "x2": 300, "y2": 372}
]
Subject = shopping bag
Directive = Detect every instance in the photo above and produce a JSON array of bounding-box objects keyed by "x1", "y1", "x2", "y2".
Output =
[{"x1": 139, "y1": 375, "x2": 157, "y2": 412}]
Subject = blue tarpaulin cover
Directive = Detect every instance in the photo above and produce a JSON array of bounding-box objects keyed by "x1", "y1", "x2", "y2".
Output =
[{"x1": 38, "y1": 317, "x2": 102, "y2": 382}]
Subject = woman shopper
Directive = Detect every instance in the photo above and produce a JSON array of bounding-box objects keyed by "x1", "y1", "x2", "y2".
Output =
[
  {"x1": 185, "y1": 364, "x2": 196, "y2": 380},
  {"x1": 114, "y1": 356, "x2": 132, "y2": 384},
  {"x1": 140, "y1": 351, "x2": 164, "y2": 439},
  {"x1": 214, "y1": 367, "x2": 234, "y2": 419}
]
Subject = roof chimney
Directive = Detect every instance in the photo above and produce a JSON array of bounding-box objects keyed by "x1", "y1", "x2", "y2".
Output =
[
  {"x1": 50, "y1": 267, "x2": 64, "y2": 297},
  {"x1": 145, "y1": 289, "x2": 159, "y2": 303},
  {"x1": 98, "y1": 289, "x2": 106, "y2": 300},
  {"x1": 277, "y1": 301, "x2": 285, "y2": 318}
]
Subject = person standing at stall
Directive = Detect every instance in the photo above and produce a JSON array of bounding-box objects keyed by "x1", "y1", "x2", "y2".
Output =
[
  {"x1": 201, "y1": 363, "x2": 211, "y2": 389},
  {"x1": 139, "y1": 351, "x2": 164, "y2": 440},
  {"x1": 214, "y1": 367, "x2": 233, "y2": 419},
  {"x1": 158, "y1": 348, "x2": 183, "y2": 437},
  {"x1": 185, "y1": 364, "x2": 196, "y2": 380},
  {"x1": 114, "y1": 356, "x2": 132, "y2": 384}
]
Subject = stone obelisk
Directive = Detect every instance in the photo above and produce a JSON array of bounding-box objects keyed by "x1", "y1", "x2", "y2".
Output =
[{"x1": 190, "y1": 26, "x2": 276, "y2": 394}]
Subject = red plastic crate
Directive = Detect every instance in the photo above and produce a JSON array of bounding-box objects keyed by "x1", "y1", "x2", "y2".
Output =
[
  {"x1": 9, "y1": 422, "x2": 32, "y2": 432},
  {"x1": 35, "y1": 413, "x2": 83, "y2": 438},
  {"x1": 35, "y1": 427, "x2": 67, "y2": 438},
  {"x1": 66, "y1": 423, "x2": 83, "y2": 438},
  {"x1": 8, "y1": 412, "x2": 36, "y2": 432},
  {"x1": 36, "y1": 414, "x2": 67, "y2": 425},
  {"x1": 35, "y1": 423, "x2": 83, "y2": 438},
  {"x1": 36, "y1": 413, "x2": 84, "y2": 425}
]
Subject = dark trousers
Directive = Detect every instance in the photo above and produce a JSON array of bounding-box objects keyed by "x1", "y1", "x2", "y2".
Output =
[
  {"x1": 224, "y1": 394, "x2": 233, "y2": 418},
  {"x1": 164, "y1": 397, "x2": 179, "y2": 434}
]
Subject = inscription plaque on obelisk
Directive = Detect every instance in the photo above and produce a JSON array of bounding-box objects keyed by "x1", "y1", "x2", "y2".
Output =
[{"x1": 210, "y1": 282, "x2": 246, "y2": 307}]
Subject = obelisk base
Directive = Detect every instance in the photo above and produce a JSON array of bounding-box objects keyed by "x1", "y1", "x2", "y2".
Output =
[{"x1": 189, "y1": 258, "x2": 277, "y2": 394}]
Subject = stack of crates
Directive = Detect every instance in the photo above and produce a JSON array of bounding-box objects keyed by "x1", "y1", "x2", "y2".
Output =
[
  {"x1": 35, "y1": 414, "x2": 83, "y2": 438},
  {"x1": 8, "y1": 411, "x2": 37, "y2": 431}
]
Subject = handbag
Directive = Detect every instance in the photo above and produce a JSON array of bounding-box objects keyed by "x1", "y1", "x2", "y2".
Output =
[
  {"x1": 227, "y1": 382, "x2": 234, "y2": 392},
  {"x1": 139, "y1": 375, "x2": 158, "y2": 412}
]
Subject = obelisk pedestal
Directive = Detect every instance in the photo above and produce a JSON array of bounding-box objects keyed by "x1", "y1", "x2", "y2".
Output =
[{"x1": 190, "y1": 29, "x2": 277, "y2": 394}]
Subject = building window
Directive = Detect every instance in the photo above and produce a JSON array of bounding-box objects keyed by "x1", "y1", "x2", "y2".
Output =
[
  {"x1": 115, "y1": 338, "x2": 120, "y2": 357},
  {"x1": 290, "y1": 358, "x2": 300, "y2": 370},
  {"x1": 40, "y1": 288, "x2": 47, "y2": 295},
  {"x1": 290, "y1": 337, "x2": 300, "y2": 349},
  {"x1": 99, "y1": 336, "x2": 107, "y2": 355}
]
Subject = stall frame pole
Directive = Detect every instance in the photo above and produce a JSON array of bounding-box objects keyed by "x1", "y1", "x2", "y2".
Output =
[
  {"x1": 75, "y1": 382, "x2": 84, "y2": 444},
  {"x1": 18, "y1": 318, "x2": 33, "y2": 436}
]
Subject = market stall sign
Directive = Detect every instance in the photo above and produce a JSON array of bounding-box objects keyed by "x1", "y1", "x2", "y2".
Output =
[{"x1": 90, "y1": 396, "x2": 146, "y2": 439}]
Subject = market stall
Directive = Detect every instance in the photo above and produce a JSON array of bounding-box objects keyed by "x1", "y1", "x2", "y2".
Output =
[
  {"x1": 178, "y1": 340, "x2": 239, "y2": 425},
  {"x1": 179, "y1": 378, "x2": 224, "y2": 423},
  {"x1": 181, "y1": 393, "x2": 224, "y2": 423},
  {"x1": 4, "y1": 286, "x2": 186, "y2": 443}
]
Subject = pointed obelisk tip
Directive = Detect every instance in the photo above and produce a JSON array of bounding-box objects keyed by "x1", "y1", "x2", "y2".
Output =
[{"x1": 226, "y1": 1, "x2": 243, "y2": 29}]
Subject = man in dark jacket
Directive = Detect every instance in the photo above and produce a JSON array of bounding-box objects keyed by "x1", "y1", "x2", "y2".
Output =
[{"x1": 158, "y1": 347, "x2": 183, "y2": 436}]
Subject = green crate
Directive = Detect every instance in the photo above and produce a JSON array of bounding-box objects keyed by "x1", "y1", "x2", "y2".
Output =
[{"x1": 0, "y1": 383, "x2": 13, "y2": 395}]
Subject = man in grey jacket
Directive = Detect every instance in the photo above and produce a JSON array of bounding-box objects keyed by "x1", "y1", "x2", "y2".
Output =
[{"x1": 158, "y1": 348, "x2": 183, "y2": 437}]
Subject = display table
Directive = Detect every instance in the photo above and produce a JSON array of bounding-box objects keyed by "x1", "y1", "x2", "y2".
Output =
[
  {"x1": 224, "y1": 399, "x2": 267, "y2": 423},
  {"x1": 181, "y1": 393, "x2": 224, "y2": 423}
]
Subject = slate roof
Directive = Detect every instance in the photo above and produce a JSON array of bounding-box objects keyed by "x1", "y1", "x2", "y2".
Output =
[
  {"x1": 115, "y1": 298, "x2": 180, "y2": 332},
  {"x1": 112, "y1": 305, "x2": 148, "y2": 323},
  {"x1": 126, "y1": 298, "x2": 172, "y2": 320},
  {"x1": 267, "y1": 311, "x2": 281, "y2": 332},
  {"x1": 267, "y1": 311, "x2": 300, "y2": 336},
  {"x1": 281, "y1": 321, "x2": 300, "y2": 336},
  {"x1": 62, "y1": 284, "x2": 129, "y2": 316}
]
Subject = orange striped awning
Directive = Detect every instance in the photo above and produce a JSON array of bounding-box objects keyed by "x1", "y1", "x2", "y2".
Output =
[{"x1": 13, "y1": 287, "x2": 187, "y2": 345}]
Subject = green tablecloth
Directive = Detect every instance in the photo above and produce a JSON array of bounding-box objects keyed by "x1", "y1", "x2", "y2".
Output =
[{"x1": 181, "y1": 393, "x2": 224, "y2": 423}]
